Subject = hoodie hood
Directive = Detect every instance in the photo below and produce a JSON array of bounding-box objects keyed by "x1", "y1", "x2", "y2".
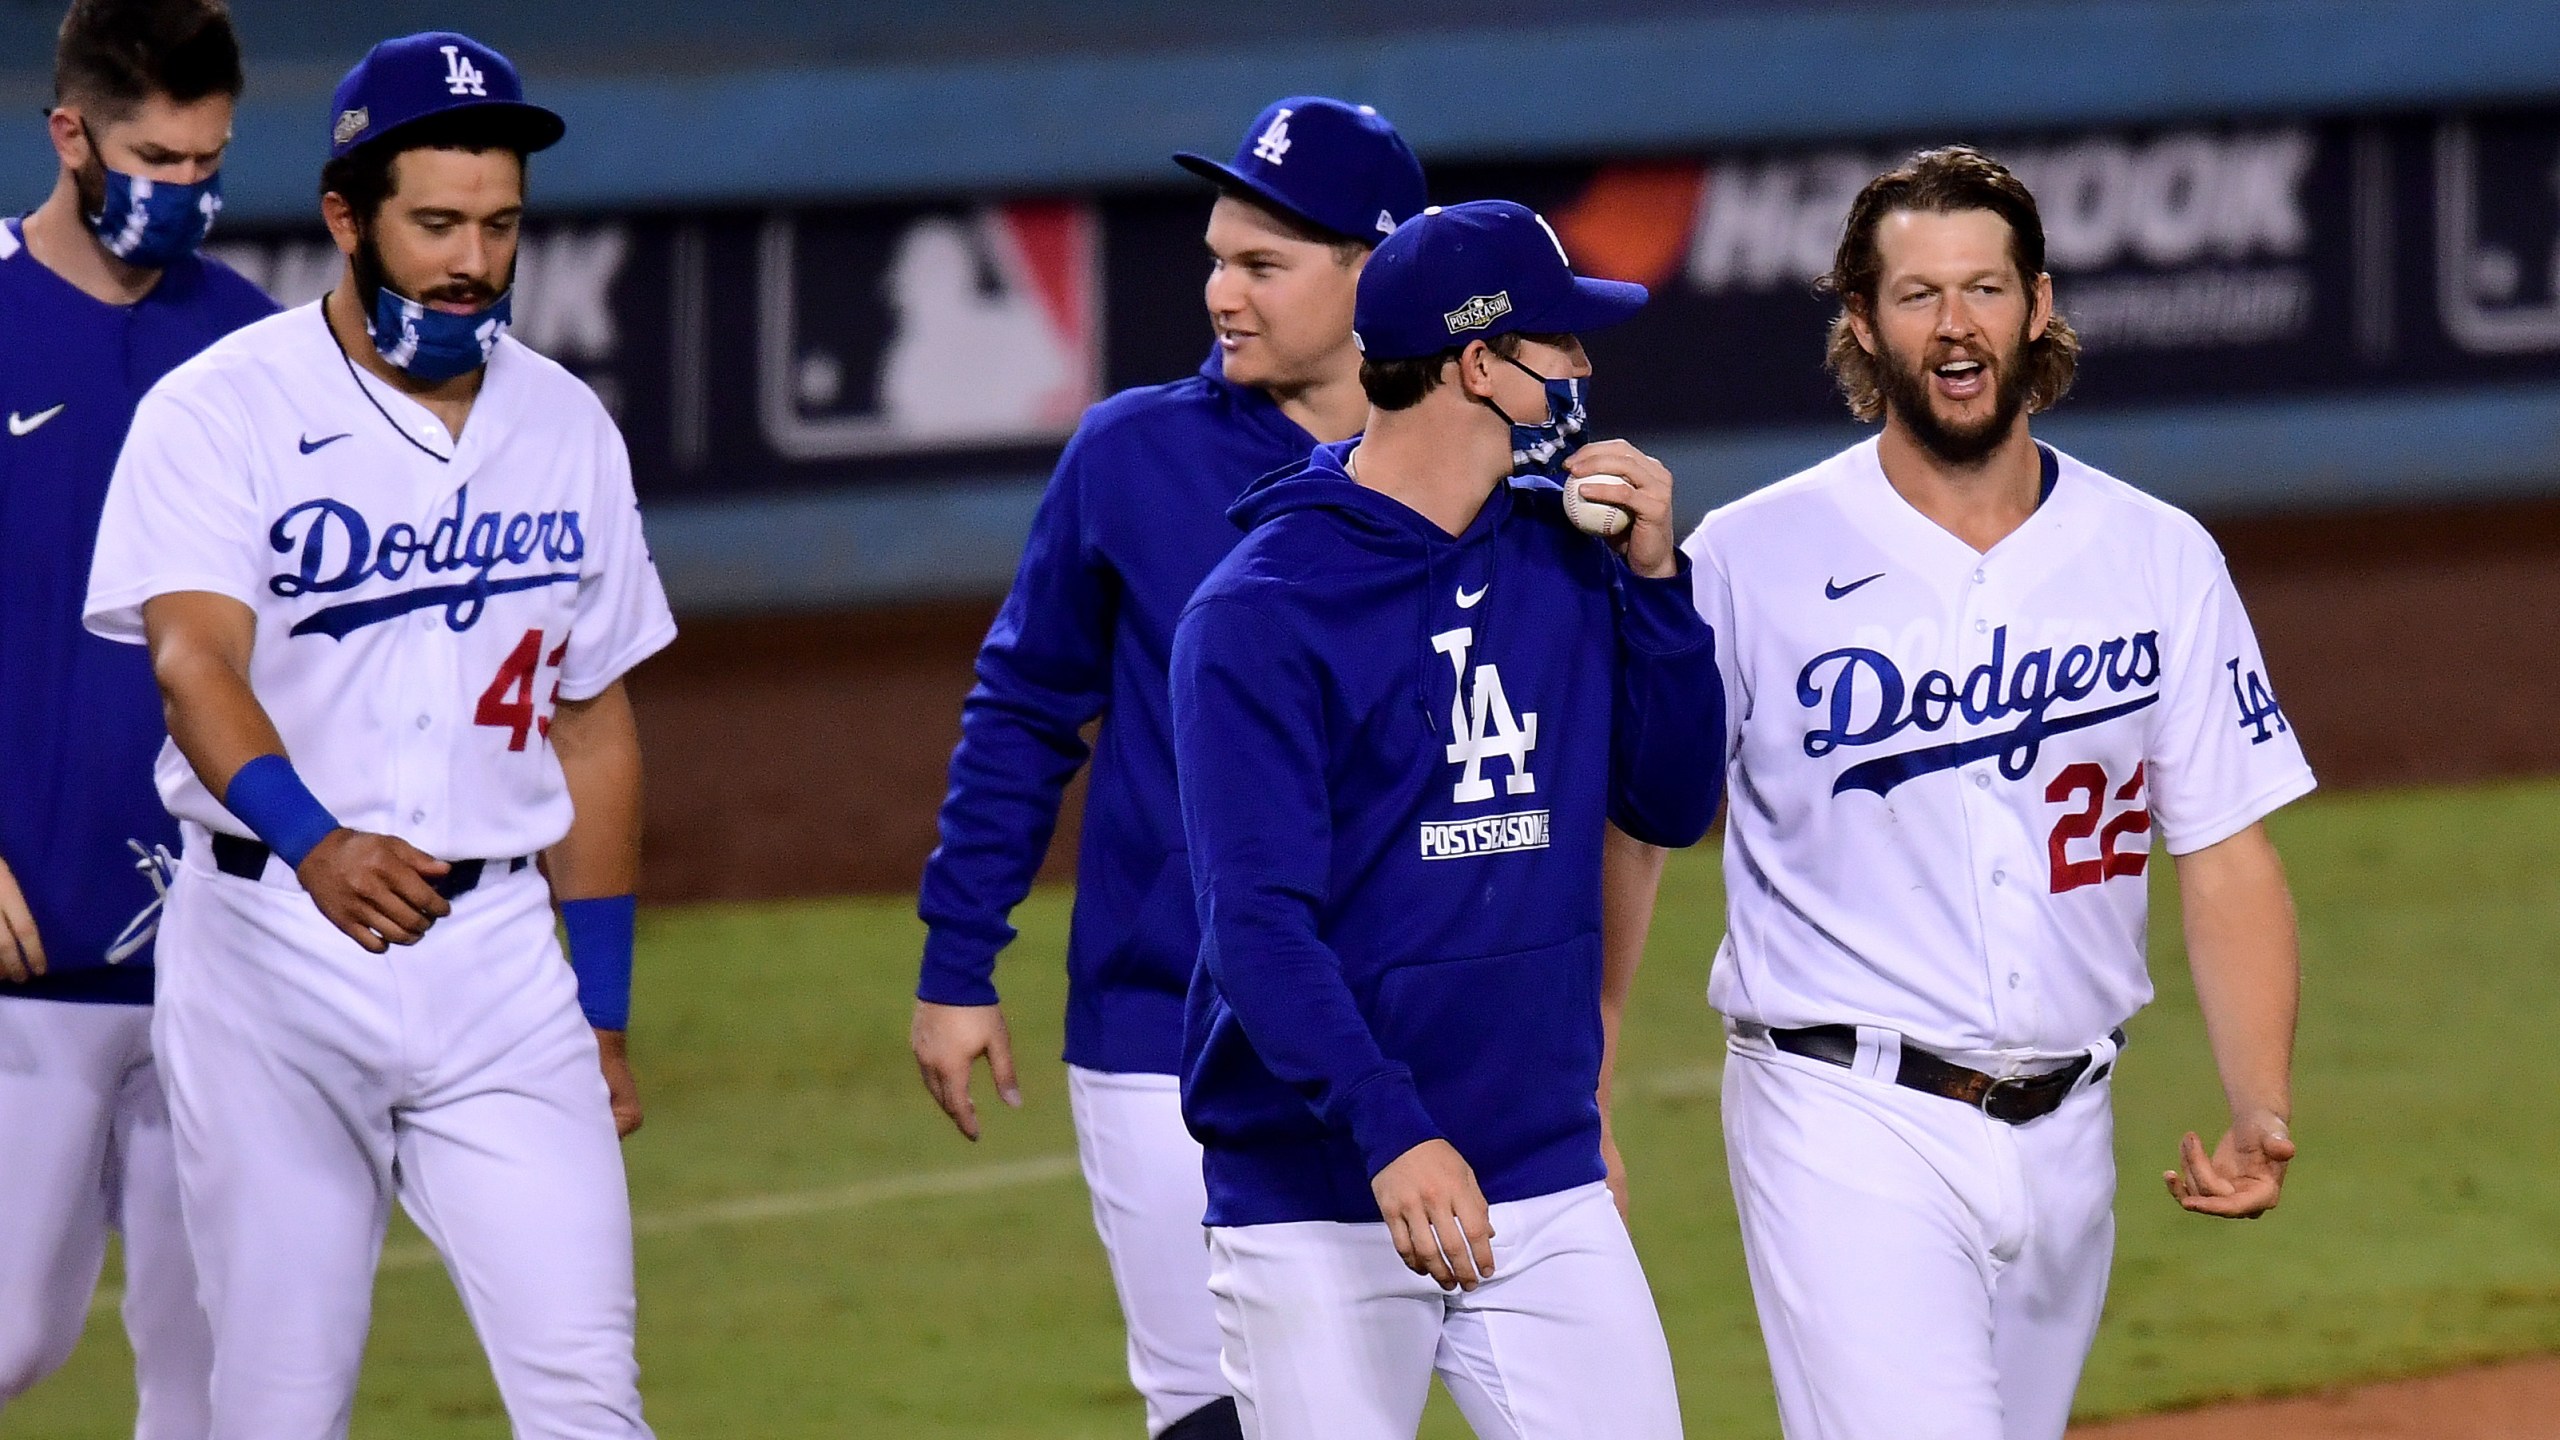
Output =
[
  {"x1": 1227, "y1": 437, "x2": 1517, "y2": 556},
  {"x1": 1221, "y1": 438, "x2": 1533, "y2": 749}
]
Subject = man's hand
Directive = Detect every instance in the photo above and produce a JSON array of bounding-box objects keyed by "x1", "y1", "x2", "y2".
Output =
[
  {"x1": 1565, "y1": 439, "x2": 1678, "y2": 579},
  {"x1": 912, "y1": 1000, "x2": 1021, "y2": 1141},
  {"x1": 2164, "y1": 1111, "x2": 2295, "y2": 1218},
  {"x1": 0, "y1": 854, "x2": 45, "y2": 983},
  {"x1": 296, "y1": 829, "x2": 450, "y2": 954},
  {"x1": 596, "y1": 1029, "x2": 643, "y2": 1139},
  {"x1": 1372, "y1": 1139, "x2": 1496, "y2": 1292},
  {"x1": 1601, "y1": 1117, "x2": 1631, "y2": 1222}
]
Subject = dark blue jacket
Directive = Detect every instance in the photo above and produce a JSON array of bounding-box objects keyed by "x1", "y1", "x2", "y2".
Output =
[
  {"x1": 916, "y1": 353, "x2": 1315, "y2": 1074},
  {"x1": 0, "y1": 217, "x2": 276, "y2": 1004},
  {"x1": 1172, "y1": 441, "x2": 1725, "y2": 1227}
]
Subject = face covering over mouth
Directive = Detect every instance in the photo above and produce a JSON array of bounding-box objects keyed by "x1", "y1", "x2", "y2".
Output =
[
  {"x1": 86, "y1": 165, "x2": 223, "y2": 268},
  {"x1": 1487, "y1": 354, "x2": 1591, "y2": 480}
]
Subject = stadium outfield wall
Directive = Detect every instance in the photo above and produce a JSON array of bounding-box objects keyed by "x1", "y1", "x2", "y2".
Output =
[{"x1": 11, "y1": 0, "x2": 2560, "y2": 611}]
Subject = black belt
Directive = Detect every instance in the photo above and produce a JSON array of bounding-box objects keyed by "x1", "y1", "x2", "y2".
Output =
[
  {"x1": 208, "y1": 833, "x2": 529, "y2": 901},
  {"x1": 1769, "y1": 1024, "x2": 2125, "y2": 1126}
]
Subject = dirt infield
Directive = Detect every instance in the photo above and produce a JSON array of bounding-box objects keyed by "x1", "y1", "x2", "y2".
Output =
[
  {"x1": 628, "y1": 493, "x2": 2560, "y2": 904},
  {"x1": 2069, "y1": 1356, "x2": 2560, "y2": 1438}
]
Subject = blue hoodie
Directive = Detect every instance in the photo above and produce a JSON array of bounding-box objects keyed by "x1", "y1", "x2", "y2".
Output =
[
  {"x1": 1172, "y1": 440, "x2": 1726, "y2": 1227},
  {"x1": 916, "y1": 352, "x2": 1315, "y2": 1074},
  {"x1": 0, "y1": 219, "x2": 276, "y2": 1004}
]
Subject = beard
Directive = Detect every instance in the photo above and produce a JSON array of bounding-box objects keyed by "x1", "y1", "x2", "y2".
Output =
[
  {"x1": 351, "y1": 225, "x2": 508, "y2": 315},
  {"x1": 73, "y1": 151, "x2": 107, "y2": 225},
  {"x1": 1873, "y1": 319, "x2": 2034, "y2": 468}
]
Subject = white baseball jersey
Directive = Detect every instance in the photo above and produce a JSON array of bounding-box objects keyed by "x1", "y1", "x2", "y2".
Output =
[
  {"x1": 1684, "y1": 437, "x2": 2314, "y2": 1058},
  {"x1": 85, "y1": 303, "x2": 675, "y2": 859}
]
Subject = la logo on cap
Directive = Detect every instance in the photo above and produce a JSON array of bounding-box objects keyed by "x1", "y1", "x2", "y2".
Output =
[
  {"x1": 1443, "y1": 292, "x2": 1513, "y2": 335},
  {"x1": 440, "y1": 44, "x2": 487, "y2": 97},
  {"x1": 1252, "y1": 108, "x2": 1293, "y2": 165}
]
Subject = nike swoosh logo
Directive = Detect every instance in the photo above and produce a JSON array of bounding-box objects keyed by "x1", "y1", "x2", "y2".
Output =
[
  {"x1": 299, "y1": 432, "x2": 352, "y2": 454},
  {"x1": 1824, "y1": 572, "x2": 1886, "y2": 600},
  {"x1": 1455, "y1": 584, "x2": 1488, "y2": 609},
  {"x1": 8, "y1": 404, "x2": 65, "y2": 436}
]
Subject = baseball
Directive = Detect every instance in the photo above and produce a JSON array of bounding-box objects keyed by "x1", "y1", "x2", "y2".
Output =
[{"x1": 1562, "y1": 474, "x2": 1635, "y2": 537}]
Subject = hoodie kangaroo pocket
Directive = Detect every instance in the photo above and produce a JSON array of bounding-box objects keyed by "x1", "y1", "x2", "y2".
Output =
[{"x1": 1369, "y1": 934, "x2": 1604, "y2": 1181}]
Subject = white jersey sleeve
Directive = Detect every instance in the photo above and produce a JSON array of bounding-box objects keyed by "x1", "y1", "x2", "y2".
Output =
[
  {"x1": 86, "y1": 382, "x2": 267, "y2": 641},
  {"x1": 2146, "y1": 536, "x2": 2315, "y2": 854},
  {"x1": 1681, "y1": 526, "x2": 1747, "y2": 765},
  {"x1": 555, "y1": 431, "x2": 675, "y2": 703}
]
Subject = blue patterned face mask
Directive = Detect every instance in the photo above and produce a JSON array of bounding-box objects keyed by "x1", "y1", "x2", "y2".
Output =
[
  {"x1": 368, "y1": 287, "x2": 512, "y2": 382},
  {"x1": 86, "y1": 165, "x2": 222, "y2": 268},
  {"x1": 1484, "y1": 353, "x2": 1590, "y2": 479}
]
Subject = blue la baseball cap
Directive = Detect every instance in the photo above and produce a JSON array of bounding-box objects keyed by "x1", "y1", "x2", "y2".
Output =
[
  {"x1": 1175, "y1": 96, "x2": 1427, "y2": 244},
  {"x1": 1353, "y1": 200, "x2": 1650, "y2": 361},
  {"x1": 328, "y1": 32, "x2": 565, "y2": 160}
]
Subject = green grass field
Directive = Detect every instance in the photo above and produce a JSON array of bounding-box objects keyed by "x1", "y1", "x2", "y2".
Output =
[{"x1": 14, "y1": 777, "x2": 2560, "y2": 1438}]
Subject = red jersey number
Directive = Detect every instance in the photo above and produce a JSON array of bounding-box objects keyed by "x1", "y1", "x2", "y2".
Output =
[
  {"x1": 2046, "y1": 762, "x2": 2151, "y2": 894},
  {"x1": 474, "y1": 628, "x2": 568, "y2": 752}
]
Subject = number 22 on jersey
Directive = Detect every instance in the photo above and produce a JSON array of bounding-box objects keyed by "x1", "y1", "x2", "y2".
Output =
[
  {"x1": 475, "y1": 628, "x2": 568, "y2": 751},
  {"x1": 2046, "y1": 761, "x2": 2149, "y2": 894}
]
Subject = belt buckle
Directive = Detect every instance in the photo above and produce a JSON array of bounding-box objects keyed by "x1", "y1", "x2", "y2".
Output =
[{"x1": 1978, "y1": 1074, "x2": 2039, "y2": 1124}]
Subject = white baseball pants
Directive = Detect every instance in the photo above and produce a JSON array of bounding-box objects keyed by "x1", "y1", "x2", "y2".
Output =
[
  {"x1": 1067, "y1": 1065, "x2": 1231, "y2": 1436},
  {"x1": 1207, "y1": 1180, "x2": 1682, "y2": 1440},
  {"x1": 0, "y1": 994, "x2": 212, "y2": 1437},
  {"x1": 1720, "y1": 1028, "x2": 2117, "y2": 1440},
  {"x1": 154, "y1": 844, "x2": 650, "y2": 1440}
]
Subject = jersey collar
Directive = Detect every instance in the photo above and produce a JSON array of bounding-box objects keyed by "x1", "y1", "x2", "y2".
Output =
[{"x1": 1198, "y1": 344, "x2": 1319, "y2": 454}]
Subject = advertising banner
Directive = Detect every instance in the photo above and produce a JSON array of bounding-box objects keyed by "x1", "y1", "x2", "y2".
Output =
[{"x1": 208, "y1": 108, "x2": 2560, "y2": 504}]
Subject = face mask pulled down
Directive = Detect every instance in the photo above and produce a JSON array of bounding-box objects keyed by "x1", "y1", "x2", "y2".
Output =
[
  {"x1": 354, "y1": 231, "x2": 513, "y2": 383},
  {"x1": 370, "y1": 288, "x2": 513, "y2": 382}
]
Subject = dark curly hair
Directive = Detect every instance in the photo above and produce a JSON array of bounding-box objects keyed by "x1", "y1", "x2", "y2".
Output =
[{"x1": 1819, "y1": 145, "x2": 2080, "y2": 423}]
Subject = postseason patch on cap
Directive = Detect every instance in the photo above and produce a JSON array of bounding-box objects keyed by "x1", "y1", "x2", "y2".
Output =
[
  {"x1": 333, "y1": 107, "x2": 370, "y2": 147},
  {"x1": 1443, "y1": 292, "x2": 1513, "y2": 335}
]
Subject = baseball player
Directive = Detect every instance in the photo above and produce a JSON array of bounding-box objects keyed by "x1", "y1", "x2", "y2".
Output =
[
  {"x1": 910, "y1": 97, "x2": 1425, "y2": 1440},
  {"x1": 82, "y1": 32, "x2": 671, "y2": 1440},
  {"x1": 1171, "y1": 200, "x2": 1726, "y2": 1440},
  {"x1": 0, "y1": 1, "x2": 272, "y2": 1431},
  {"x1": 1675, "y1": 146, "x2": 2313, "y2": 1439}
]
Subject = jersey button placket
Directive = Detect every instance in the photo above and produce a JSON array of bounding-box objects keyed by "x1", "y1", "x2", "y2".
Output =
[{"x1": 1962, "y1": 561, "x2": 2029, "y2": 1041}]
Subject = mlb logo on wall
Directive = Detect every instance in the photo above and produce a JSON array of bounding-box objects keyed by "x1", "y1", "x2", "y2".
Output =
[{"x1": 757, "y1": 200, "x2": 1102, "y2": 459}]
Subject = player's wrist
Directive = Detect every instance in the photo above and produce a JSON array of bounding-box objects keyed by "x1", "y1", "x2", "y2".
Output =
[
  {"x1": 561, "y1": 894, "x2": 637, "y2": 1031},
  {"x1": 223, "y1": 754, "x2": 345, "y2": 869}
]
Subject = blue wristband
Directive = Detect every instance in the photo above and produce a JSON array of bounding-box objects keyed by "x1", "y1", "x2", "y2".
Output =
[
  {"x1": 561, "y1": 895, "x2": 637, "y2": 1031},
  {"x1": 222, "y1": 754, "x2": 342, "y2": 869}
]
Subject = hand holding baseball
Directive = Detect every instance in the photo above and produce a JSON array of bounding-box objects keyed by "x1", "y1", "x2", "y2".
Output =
[{"x1": 1564, "y1": 440, "x2": 1677, "y2": 578}]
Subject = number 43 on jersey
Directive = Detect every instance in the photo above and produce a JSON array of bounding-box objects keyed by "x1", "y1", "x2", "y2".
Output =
[{"x1": 475, "y1": 628, "x2": 568, "y2": 751}]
